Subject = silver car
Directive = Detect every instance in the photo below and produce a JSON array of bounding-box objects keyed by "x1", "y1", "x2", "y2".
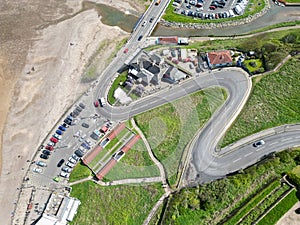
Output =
[
  {"x1": 33, "y1": 167, "x2": 43, "y2": 173},
  {"x1": 36, "y1": 161, "x2": 47, "y2": 167},
  {"x1": 62, "y1": 166, "x2": 72, "y2": 173}
]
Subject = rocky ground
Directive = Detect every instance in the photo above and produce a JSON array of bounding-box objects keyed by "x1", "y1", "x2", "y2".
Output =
[{"x1": 0, "y1": 0, "x2": 146, "y2": 223}]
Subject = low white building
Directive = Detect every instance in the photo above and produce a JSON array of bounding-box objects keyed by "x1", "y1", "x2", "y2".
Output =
[{"x1": 34, "y1": 193, "x2": 81, "y2": 225}]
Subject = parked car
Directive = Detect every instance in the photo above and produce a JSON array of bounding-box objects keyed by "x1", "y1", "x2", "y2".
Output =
[
  {"x1": 62, "y1": 166, "x2": 72, "y2": 173},
  {"x1": 99, "y1": 97, "x2": 106, "y2": 107},
  {"x1": 60, "y1": 171, "x2": 70, "y2": 178},
  {"x1": 82, "y1": 123, "x2": 89, "y2": 128},
  {"x1": 62, "y1": 123, "x2": 69, "y2": 128},
  {"x1": 81, "y1": 142, "x2": 90, "y2": 150},
  {"x1": 68, "y1": 157, "x2": 77, "y2": 164},
  {"x1": 75, "y1": 149, "x2": 84, "y2": 158},
  {"x1": 57, "y1": 159, "x2": 65, "y2": 167},
  {"x1": 53, "y1": 177, "x2": 61, "y2": 182},
  {"x1": 137, "y1": 35, "x2": 143, "y2": 41},
  {"x1": 56, "y1": 130, "x2": 63, "y2": 135},
  {"x1": 72, "y1": 153, "x2": 80, "y2": 161},
  {"x1": 40, "y1": 154, "x2": 49, "y2": 160},
  {"x1": 94, "y1": 100, "x2": 99, "y2": 107},
  {"x1": 53, "y1": 133, "x2": 62, "y2": 140},
  {"x1": 76, "y1": 106, "x2": 82, "y2": 112},
  {"x1": 58, "y1": 125, "x2": 66, "y2": 131},
  {"x1": 253, "y1": 140, "x2": 265, "y2": 147},
  {"x1": 36, "y1": 161, "x2": 47, "y2": 167},
  {"x1": 45, "y1": 145, "x2": 54, "y2": 151},
  {"x1": 47, "y1": 141, "x2": 55, "y2": 146},
  {"x1": 50, "y1": 137, "x2": 59, "y2": 143},
  {"x1": 78, "y1": 103, "x2": 85, "y2": 109},
  {"x1": 79, "y1": 134, "x2": 87, "y2": 142},
  {"x1": 64, "y1": 118, "x2": 72, "y2": 125},
  {"x1": 42, "y1": 150, "x2": 51, "y2": 155},
  {"x1": 33, "y1": 167, "x2": 43, "y2": 173},
  {"x1": 66, "y1": 161, "x2": 75, "y2": 168}
]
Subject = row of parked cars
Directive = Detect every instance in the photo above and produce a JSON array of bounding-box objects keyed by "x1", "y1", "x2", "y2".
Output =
[
  {"x1": 34, "y1": 103, "x2": 86, "y2": 175},
  {"x1": 57, "y1": 139, "x2": 91, "y2": 179},
  {"x1": 209, "y1": 0, "x2": 227, "y2": 10},
  {"x1": 182, "y1": 8, "x2": 237, "y2": 19}
]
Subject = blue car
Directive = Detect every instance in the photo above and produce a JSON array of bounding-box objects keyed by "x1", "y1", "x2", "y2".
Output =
[
  {"x1": 81, "y1": 142, "x2": 90, "y2": 150},
  {"x1": 58, "y1": 125, "x2": 66, "y2": 131},
  {"x1": 56, "y1": 129, "x2": 63, "y2": 135}
]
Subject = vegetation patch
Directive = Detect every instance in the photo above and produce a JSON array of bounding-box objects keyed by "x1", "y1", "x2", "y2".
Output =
[
  {"x1": 243, "y1": 58, "x2": 264, "y2": 73},
  {"x1": 287, "y1": 165, "x2": 300, "y2": 186},
  {"x1": 106, "y1": 139, "x2": 161, "y2": 180},
  {"x1": 257, "y1": 189, "x2": 299, "y2": 225},
  {"x1": 221, "y1": 56, "x2": 300, "y2": 147},
  {"x1": 158, "y1": 148, "x2": 300, "y2": 225},
  {"x1": 135, "y1": 87, "x2": 226, "y2": 186},
  {"x1": 70, "y1": 181, "x2": 164, "y2": 225},
  {"x1": 69, "y1": 161, "x2": 91, "y2": 183},
  {"x1": 108, "y1": 71, "x2": 128, "y2": 104}
]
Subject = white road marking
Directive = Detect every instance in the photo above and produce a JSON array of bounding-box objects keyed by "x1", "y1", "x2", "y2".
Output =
[
  {"x1": 269, "y1": 142, "x2": 279, "y2": 146},
  {"x1": 245, "y1": 152, "x2": 253, "y2": 157},
  {"x1": 233, "y1": 158, "x2": 241, "y2": 163}
]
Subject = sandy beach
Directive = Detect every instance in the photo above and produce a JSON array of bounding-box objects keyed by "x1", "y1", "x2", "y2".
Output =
[{"x1": 0, "y1": 0, "x2": 145, "y2": 223}]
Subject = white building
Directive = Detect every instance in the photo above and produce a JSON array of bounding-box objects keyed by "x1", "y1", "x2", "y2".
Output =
[{"x1": 34, "y1": 193, "x2": 81, "y2": 225}]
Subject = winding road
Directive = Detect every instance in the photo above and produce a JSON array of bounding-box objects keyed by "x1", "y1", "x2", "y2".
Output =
[{"x1": 91, "y1": 0, "x2": 300, "y2": 185}]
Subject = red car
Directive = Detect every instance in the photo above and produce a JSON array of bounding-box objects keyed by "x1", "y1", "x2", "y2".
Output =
[
  {"x1": 50, "y1": 137, "x2": 58, "y2": 143},
  {"x1": 209, "y1": 5, "x2": 216, "y2": 10},
  {"x1": 45, "y1": 145, "x2": 54, "y2": 151},
  {"x1": 123, "y1": 48, "x2": 128, "y2": 53},
  {"x1": 94, "y1": 100, "x2": 99, "y2": 107}
]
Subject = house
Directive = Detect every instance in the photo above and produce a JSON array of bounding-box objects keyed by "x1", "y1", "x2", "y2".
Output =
[
  {"x1": 128, "y1": 51, "x2": 166, "y2": 86},
  {"x1": 206, "y1": 50, "x2": 233, "y2": 68},
  {"x1": 162, "y1": 66, "x2": 187, "y2": 83}
]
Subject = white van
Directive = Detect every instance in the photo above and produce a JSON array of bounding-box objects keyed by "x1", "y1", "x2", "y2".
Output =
[{"x1": 99, "y1": 97, "x2": 106, "y2": 107}]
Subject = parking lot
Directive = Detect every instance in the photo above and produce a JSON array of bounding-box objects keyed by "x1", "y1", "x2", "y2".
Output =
[
  {"x1": 25, "y1": 97, "x2": 114, "y2": 189},
  {"x1": 173, "y1": 0, "x2": 249, "y2": 20}
]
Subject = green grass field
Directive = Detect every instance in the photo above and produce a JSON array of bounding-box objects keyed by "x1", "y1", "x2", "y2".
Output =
[
  {"x1": 221, "y1": 56, "x2": 300, "y2": 147},
  {"x1": 106, "y1": 139, "x2": 160, "y2": 180},
  {"x1": 135, "y1": 87, "x2": 226, "y2": 186},
  {"x1": 257, "y1": 189, "x2": 299, "y2": 225},
  {"x1": 69, "y1": 161, "x2": 92, "y2": 183},
  {"x1": 70, "y1": 181, "x2": 164, "y2": 225}
]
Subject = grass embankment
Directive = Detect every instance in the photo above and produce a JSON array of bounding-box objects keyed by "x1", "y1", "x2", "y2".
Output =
[
  {"x1": 106, "y1": 139, "x2": 161, "y2": 180},
  {"x1": 69, "y1": 161, "x2": 92, "y2": 183},
  {"x1": 257, "y1": 189, "x2": 299, "y2": 225},
  {"x1": 163, "y1": 0, "x2": 265, "y2": 24},
  {"x1": 70, "y1": 181, "x2": 164, "y2": 225},
  {"x1": 135, "y1": 87, "x2": 227, "y2": 187},
  {"x1": 108, "y1": 71, "x2": 128, "y2": 104},
  {"x1": 159, "y1": 149, "x2": 300, "y2": 225},
  {"x1": 286, "y1": 0, "x2": 300, "y2": 3},
  {"x1": 221, "y1": 56, "x2": 300, "y2": 147}
]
